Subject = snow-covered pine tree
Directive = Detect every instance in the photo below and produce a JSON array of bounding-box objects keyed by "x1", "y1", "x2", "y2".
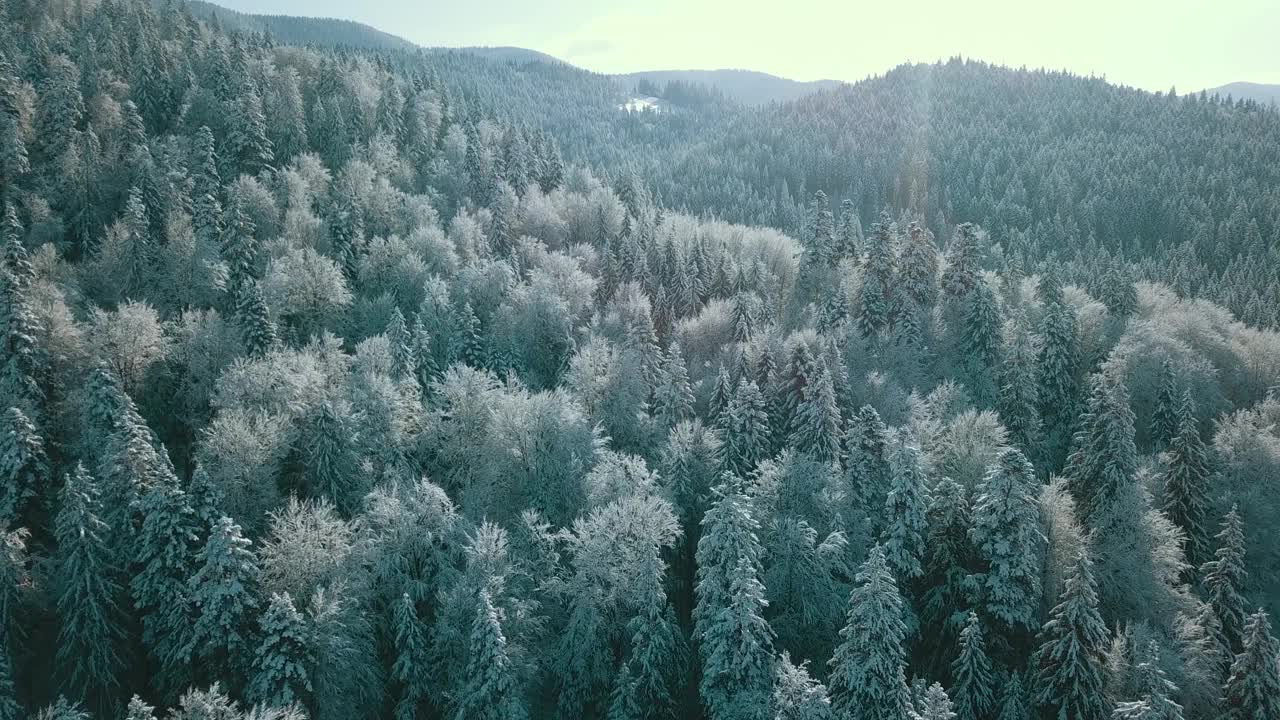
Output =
[
  {"x1": 1032, "y1": 550, "x2": 1109, "y2": 720},
  {"x1": 941, "y1": 223, "x2": 982, "y2": 300},
  {"x1": 695, "y1": 482, "x2": 773, "y2": 720},
  {"x1": 392, "y1": 593, "x2": 431, "y2": 720},
  {"x1": 916, "y1": 682, "x2": 958, "y2": 720},
  {"x1": 951, "y1": 612, "x2": 995, "y2": 720},
  {"x1": 843, "y1": 405, "x2": 892, "y2": 531},
  {"x1": 131, "y1": 482, "x2": 202, "y2": 695},
  {"x1": 0, "y1": 406, "x2": 45, "y2": 527},
  {"x1": 1161, "y1": 389, "x2": 1210, "y2": 572},
  {"x1": 828, "y1": 545, "x2": 913, "y2": 720},
  {"x1": 653, "y1": 342, "x2": 695, "y2": 429},
  {"x1": 185, "y1": 515, "x2": 260, "y2": 688},
  {"x1": 788, "y1": 363, "x2": 841, "y2": 462},
  {"x1": 235, "y1": 280, "x2": 279, "y2": 358},
  {"x1": 718, "y1": 379, "x2": 771, "y2": 477},
  {"x1": 54, "y1": 463, "x2": 124, "y2": 708},
  {"x1": 1201, "y1": 507, "x2": 1248, "y2": 655},
  {"x1": 998, "y1": 315, "x2": 1041, "y2": 457},
  {"x1": 969, "y1": 446, "x2": 1044, "y2": 641},
  {"x1": 898, "y1": 221, "x2": 940, "y2": 310},
  {"x1": 773, "y1": 652, "x2": 833, "y2": 720},
  {"x1": 996, "y1": 671, "x2": 1029, "y2": 720},
  {"x1": 922, "y1": 476, "x2": 973, "y2": 661},
  {"x1": 961, "y1": 280, "x2": 1003, "y2": 403},
  {"x1": 1150, "y1": 360, "x2": 1180, "y2": 450},
  {"x1": 247, "y1": 592, "x2": 314, "y2": 710},
  {"x1": 1222, "y1": 610, "x2": 1280, "y2": 720},
  {"x1": 453, "y1": 589, "x2": 527, "y2": 720},
  {"x1": 880, "y1": 434, "x2": 931, "y2": 582}
]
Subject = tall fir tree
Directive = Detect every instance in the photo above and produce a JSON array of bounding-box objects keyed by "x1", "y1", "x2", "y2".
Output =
[
  {"x1": 1031, "y1": 550, "x2": 1109, "y2": 720},
  {"x1": 788, "y1": 363, "x2": 841, "y2": 462},
  {"x1": 999, "y1": 316, "x2": 1042, "y2": 458},
  {"x1": 246, "y1": 592, "x2": 314, "y2": 710},
  {"x1": 1222, "y1": 610, "x2": 1280, "y2": 720},
  {"x1": 1161, "y1": 389, "x2": 1210, "y2": 573},
  {"x1": 773, "y1": 653, "x2": 833, "y2": 720},
  {"x1": 1201, "y1": 507, "x2": 1248, "y2": 655},
  {"x1": 54, "y1": 464, "x2": 124, "y2": 710},
  {"x1": 391, "y1": 594, "x2": 431, "y2": 720},
  {"x1": 952, "y1": 612, "x2": 996, "y2": 720},
  {"x1": 880, "y1": 434, "x2": 931, "y2": 583},
  {"x1": 718, "y1": 379, "x2": 771, "y2": 477},
  {"x1": 1150, "y1": 360, "x2": 1180, "y2": 450},
  {"x1": 185, "y1": 516, "x2": 260, "y2": 689},
  {"x1": 969, "y1": 446, "x2": 1044, "y2": 642},
  {"x1": 453, "y1": 589, "x2": 527, "y2": 720},
  {"x1": 0, "y1": 406, "x2": 46, "y2": 528},
  {"x1": 828, "y1": 545, "x2": 913, "y2": 720}
]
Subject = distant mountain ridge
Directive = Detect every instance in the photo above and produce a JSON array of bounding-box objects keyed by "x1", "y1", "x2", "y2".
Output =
[
  {"x1": 620, "y1": 69, "x2": 844, "y2": 105},
  {"x1": 184, "y1": 1, "x2": 419, "y2": 51},
  {"x1": 1205, "y1": 81, "x2": 1280, "y2": 106}
]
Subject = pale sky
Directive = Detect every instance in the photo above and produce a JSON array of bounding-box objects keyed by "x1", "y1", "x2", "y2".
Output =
[{"x1": 212, "y1": 0, "x2": 1280, "y2": 92}]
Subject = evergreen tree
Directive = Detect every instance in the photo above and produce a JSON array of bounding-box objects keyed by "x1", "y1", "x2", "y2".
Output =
[
  {"x1": 220, "y1": 190, "x2": 259, "y2": 303},
  {"x1": 1150, "y1": 360, "x2": 1180, "y2": 449},
  {"x1": 788, "y1": 364, "x2": 841, "y2": 462},
  {"x1": 898, "y1": 221, "x2": 940, "y2": 310},
  {"x1": 969, "y1": 446, "x2": 1044, "y2": 639},
  {"x1": 1201, "y1": 508, "x2": 1248, "y2": 655},
  {"x1": 0, "y1": 629, "x2": 19, "y2": 720},
  {"x1": 130, "y1": 482, "x2": 201, "y2": 695},
  {"x1": 997, "y1": 672, "x2": 1029, "y2": 720},
  {"x1": 302, "y1": 401, "x2": 362, "y2": 515},
  {"x1": 455, "y1": 301, "x2": 485, "y2": 369},
  {"x1": 54, "y1": 464, "x2": 124, "y2": 708},
  {"x1": 192, "y1": 126, "x2": 223, "y2": 249},
  {"x1": 185, "y1": 516, "x2": 260, "y2": 687},
  {"x1": 858, "y1": 218, "x2": 895, "y2": 339},
  {"x1": 1036, "y1": 296, "x2": 1078, "y2": 471},
  {"x1": 922, "y1": 477, "x2": 973, "y2": 658},
  {"x1": 653, "y1": 342, "x2": 695, "y2": 429},
  {"x1": 1115, "y1": 641, "x2": 1183, "y2": 720},
  {"x1": 1065, "y1": 369, "x2": 1139, "y2": 534},
  {"x1": 453, "y1": 589, "x2": 527, "y2": 720},
  {"x1": 1222, "y1": 610, "x2": 1280, "y2": 720},
  {"x1": 828, "y1": 545, "x2": 913, "y2": 720},
  {"x1": 718, "y1": 379, "x2": 771, "y2": 477},
  {"x1": 942, "y1": 224, "x2": 982, "y2": 299},
  {"x1": 1032, "y1": 550, "x2": 1109, "y2": 720},
  {"x1": 696, "y1": 484, "x2": 773, "y2": 720},
  {"x1": 0, "y1": 406, "x2": 45, "y2": 527},
  {"x1": 247, "y1": 592, "x2": 314, "y2": 710},
  {"x1": 843, "y1": 406, "x2": 893, "y2": 530},
  {"x1": 236, "y1": 280, "x2": 279, "y2": 357},
  {"x1": 709, "y1": 364, "x2": 734, "y2": 424},
  {"x1": 999, "y1": 316, "x2": 1041, "y2": 457},
  {"x1": 952, "y1": 612, "x2": 995, "y2": 720},
  {"x1": 961, "y1": 280, "x2": 1003, "y2": 403},
  {"x1": 124, "y1": 696, "x2": 157, "y2": 720},
  {"x1": 880, "y1": 435, "x2": 931, "y2": 582},
  {"x1": 1161, "y1": 390, "x2": 1210, "y2": 572},
  {"x1": 774, "y1": 653, "x2": 832, "y2": 720},
  {"x1": 917, "y1": 683, "x2": 958, "y2": 720},
  {"x1": 392, "y1": 594, "x2": 431, "y2": 720}
]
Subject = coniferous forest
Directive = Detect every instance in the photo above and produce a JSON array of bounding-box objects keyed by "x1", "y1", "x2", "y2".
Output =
[{"x1": 2, "y1": 1, "x2": 1280, "y2": 718}]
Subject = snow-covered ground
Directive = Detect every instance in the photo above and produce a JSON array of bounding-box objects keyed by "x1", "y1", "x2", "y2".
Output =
[{"x1": 620, "y1": 96, "x2": 666, "y2": 113}]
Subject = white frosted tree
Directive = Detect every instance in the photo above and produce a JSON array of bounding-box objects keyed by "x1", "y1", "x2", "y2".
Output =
[{"x1": 969, "y1": 446, "x2": 1044, "y2": 640}]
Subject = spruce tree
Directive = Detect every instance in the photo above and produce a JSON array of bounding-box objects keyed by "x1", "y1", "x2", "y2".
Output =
[
  {"x1": 454, "y1": 589, "x2": 527, "y2": 720},
  {"x1": 709, "y1": 364, "x2": 733, "y2": 425},
  {"x1": 392, "y1": 594, "x2": 431, "y2": 720},
  {"x1": 718, "y1": 379, "x2": 771, "y2": 477},
  {"x1": 247, "y1": 592, "x2": 314, "y2": 710},
  {"x1": 455, "y1": 301, "x2": 485, "y2": 369},
  {"x1": 185, "y1": 516, "x2": 260, "y2": 687},
  {"x1": 858, "y1": 220, "x2": 894, "y2": 339},
  {"x1": 917, "y1": 683, "x2": 958, "y2": 720},
  {"x1": 922, "y1": 477, "x2": 973, "y2": 658},
  {"x1": 236, "y1": 280, "x2": 279, "y2": 357},
  {"x1": 1201, "y1": 507, "x2": 1248, "y2": 655},
  {"x1": 773, "y1": 653, "x2": 833, "y2": 720},
  {"x1": 54, "y1": 463, "x2": 124, "y2": 708},
  {"x1": 696, "y1": 483, "x2": 773, "y2": 720},
  {"x1": 828, "y1": 545, "x2": 913, "y2": 720},
  {"x1": 952, "y1": 612, "x2": 995, "y2": 720},
  {"x1": 0, "y1": 641, "x2": 19, "y2": 720},
  {"x1": 302, "y1": 401, "x2": 362, "y2": 515},
  {"x1": 1222, "y1": 610, "x2": 1280, "y2": 720},
  {"x1": 999, "y1": 316, "x2": 1042, "y2": 457},
  {"x1": 997, "y1": 672, "x2": 1029, "y2": 720},
  {"x1": 1150, "y1": 360, "x2": 1180, "y2": 450},
  {"x1": 788, "y1": 364, "x2": 841, "y2": 462},
  {"x1": 899, "y1": 221, "x2": 940, "y2": 310},
  {"x1": 880, "y1": 435, "x2": 931, "y2": 582},
  {"x1": 970, "y1": 446, "x2": 1043, "y2": 638},
  {"x1": 130, "y1": 482, "x2": 201, "y2": 695},
  {"x1": 653, "y1": 343, "x2": 695, "y2": 429},
  {"x1": 1036, "y1": 297, "x2": 1078, "y2": 471},
  {"x1": 843, "y1": 405, "x2": 892, "y2": 530},
  {"x1": 1031, "y1": 550, "x2": 1109, "y2": 720},
  {"x1": 0, "y1": 406, "x2": 45, "y2": 527},
  {"x1": 941, "y1": 223, "x2": 982, "y2": 300},
  {"x1": 961, "y1": 280, "x2": 1003, "y2": 403},
  {"x1": 1161, "y1": 389, "x2": 1210, "y2": 572},
  {"x1": 1065, "y1": 369, "x2": 1139, "y2": 533}
]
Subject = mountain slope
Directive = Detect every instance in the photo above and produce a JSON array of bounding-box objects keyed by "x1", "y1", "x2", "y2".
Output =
[
  {"x1": 456, "y1": 46, "x2": 567, "y2": 66},
  {"x1": 1206, "y1": 81, "x2": 1280, "y2": 106},
  {"x1": 620, "y1": 68, "x2": 842, "y2": 105},
  {"x1": 184, "y1": 0, "x2": 419, "y2": 50}
]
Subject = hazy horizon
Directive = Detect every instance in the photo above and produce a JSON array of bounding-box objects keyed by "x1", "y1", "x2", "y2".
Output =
[{"x1": 206, "y1": 0, "x2": 1279, "y2": 92}]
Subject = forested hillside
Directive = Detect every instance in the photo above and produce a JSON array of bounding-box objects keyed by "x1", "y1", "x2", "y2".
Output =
[{"x1": 2, "y1": 1, "x2": 1280, "y2": 719}]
